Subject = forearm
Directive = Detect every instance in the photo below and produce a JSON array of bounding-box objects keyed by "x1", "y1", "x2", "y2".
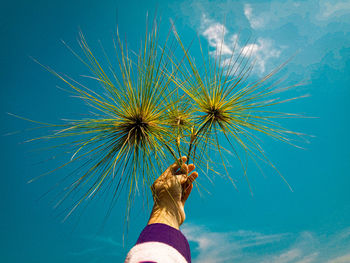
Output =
[
  {"x1": 125, "y1": 157, "x2": 196, "y2": 263},
  {"x1": 147, "y1": 201, "x2": 185, "y2": 230}
]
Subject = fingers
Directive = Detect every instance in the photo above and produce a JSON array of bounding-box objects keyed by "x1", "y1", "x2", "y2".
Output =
[
  {"x1": 175, "y1": 163, "x2": 188, "y2": 175},
  {"x1": 181, "y1": 171, "x2": 198, "y2": 203},
  {"x1": 161, "y1": 156, "x2": 197, "y2": 187},
  {"x1": 171, "y1": 157, "x2": 195, "y2": 175},
  {"x1": 170, "y1": 156, "x2": 187, "y2": 173},
  {"x1": 176, "y1": 163, "x2": 195, "y2": 179},
  {"x1": 177, "y1": 170, "x2": 198, "y2": 183},
  {"x1": 187, "y1": 171, "x2": 198, "y2": 183},
  {"x1": 182, "y1": 183, "x2": 193, "y2": 202}
]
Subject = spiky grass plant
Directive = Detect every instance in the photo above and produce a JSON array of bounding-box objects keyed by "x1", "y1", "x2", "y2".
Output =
[
  {"x1": 18, "y1": 17, "x2": 308, "y2": 222},
  {"x1": 170, "y1": 28, "x2": 308, "y2": 192},
  {"x1": 25, "y1": 20, "x2": 187, "y2": 220}
]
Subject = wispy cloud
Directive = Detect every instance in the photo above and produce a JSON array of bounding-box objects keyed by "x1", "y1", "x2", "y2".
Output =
[
  {"x1": 182, "y1": 224, "x2": 350, "y2": 263},
  {"x1": 178, "y1": 0, "x2": 350, "y2": 81},
  {"x1": 327, "y1": 253, "x2": 350, "y2": 263},
  {"x1": 244, "y1": 4, "x2": 265, "y2": 29},
  {"x1": 266, "y1": 248, "x2": 302, "y2": 263},
  {"x1": 295, "y1": 253, "x2": 319, "y2": 263},
  {"x1": 242, "y1": 38, "x2": 282, "y2": 73},
  {"x1": 200, "y1": 15, "x2": 282, "y2": 75},
  {"x1": 182, "y1": 224, "x2": 288, "y2": 263},
  {"x1": 201, "y1": 15, "x2": 232, "y2": 56},
  {"x1": 318, "y1": 1, "x2": 350, "y2": 19}
]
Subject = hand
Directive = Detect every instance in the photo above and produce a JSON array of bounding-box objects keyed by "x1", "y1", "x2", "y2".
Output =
[{"x1": 147, "y1": 156, "x2": 198, "y2": 229}]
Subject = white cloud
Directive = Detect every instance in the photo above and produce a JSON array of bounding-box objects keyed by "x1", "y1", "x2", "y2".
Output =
[
  {"x1": 244, "y1": 3, "x2": 265, "y2": 29},
  {"x1": 295, "y1": 253, "x2": 319, "y2": 263},
  {"x1": 241, "y1": 43, "x2": 259, "y2": 56},
  {"x1": 182, "y1": 224, "x2": 287, "y2": 263},
  {"x1": 202, "y1": 23, "x2": 232, "y2": 55},
  {"x1": 268, "y1": 249, "x2": 302, "y2": 263},
  {"x1": 264, "y1": 249, "x2": 318, "y2": 263},
  {"x1": 240, "y1": 38, "x2": 282, "y2": 73},
  {"x1": 201, "y1": 15, "x2": 232, "y2": 55},
  {"x1": 200, "y1": 15, "x2": 281, "y2": 75},
  {"x1": 328, "y1": 254, "x2": 350, "y2": 263},
  {"x1": 319, "y1": 1, "x2": 350, "y2": 18},
  {"x1": 188, "y1": 0, "x2": 350, "y2": 81},
  {"x1": 182, "y1": 224, "x2": 350, "y2": 263}
]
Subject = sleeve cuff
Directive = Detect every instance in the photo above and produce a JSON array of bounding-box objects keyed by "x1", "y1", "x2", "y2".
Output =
[{"x1": 136, "y1": 223, "x2": 191, "y2": 263}]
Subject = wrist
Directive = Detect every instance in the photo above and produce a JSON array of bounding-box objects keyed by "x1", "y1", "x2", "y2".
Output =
[{"x1": 147, "y1": 202, "x2": 185, "y2": 229}]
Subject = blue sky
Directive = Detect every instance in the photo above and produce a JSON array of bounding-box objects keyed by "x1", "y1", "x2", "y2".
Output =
[{"x1": 1, "y1": 0, "x2": 350, "y2": 262}]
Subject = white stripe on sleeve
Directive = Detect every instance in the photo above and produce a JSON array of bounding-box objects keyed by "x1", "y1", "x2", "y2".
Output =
[{"x1": 125, "y1": 241, "x2": 188, "y2": 263}]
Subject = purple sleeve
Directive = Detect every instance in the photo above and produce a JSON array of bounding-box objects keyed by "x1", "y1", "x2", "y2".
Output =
[{"x1": 136, "y1": 223, "x2": 192, "y2": 263}]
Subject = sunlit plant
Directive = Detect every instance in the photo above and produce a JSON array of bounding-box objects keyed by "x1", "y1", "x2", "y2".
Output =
[
  {"x1": 17, "y1": 16, "x2": 308, "y2": 220},
  {"x1": 170, "y1": 28, "x2": 308, "y2": 192}
]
